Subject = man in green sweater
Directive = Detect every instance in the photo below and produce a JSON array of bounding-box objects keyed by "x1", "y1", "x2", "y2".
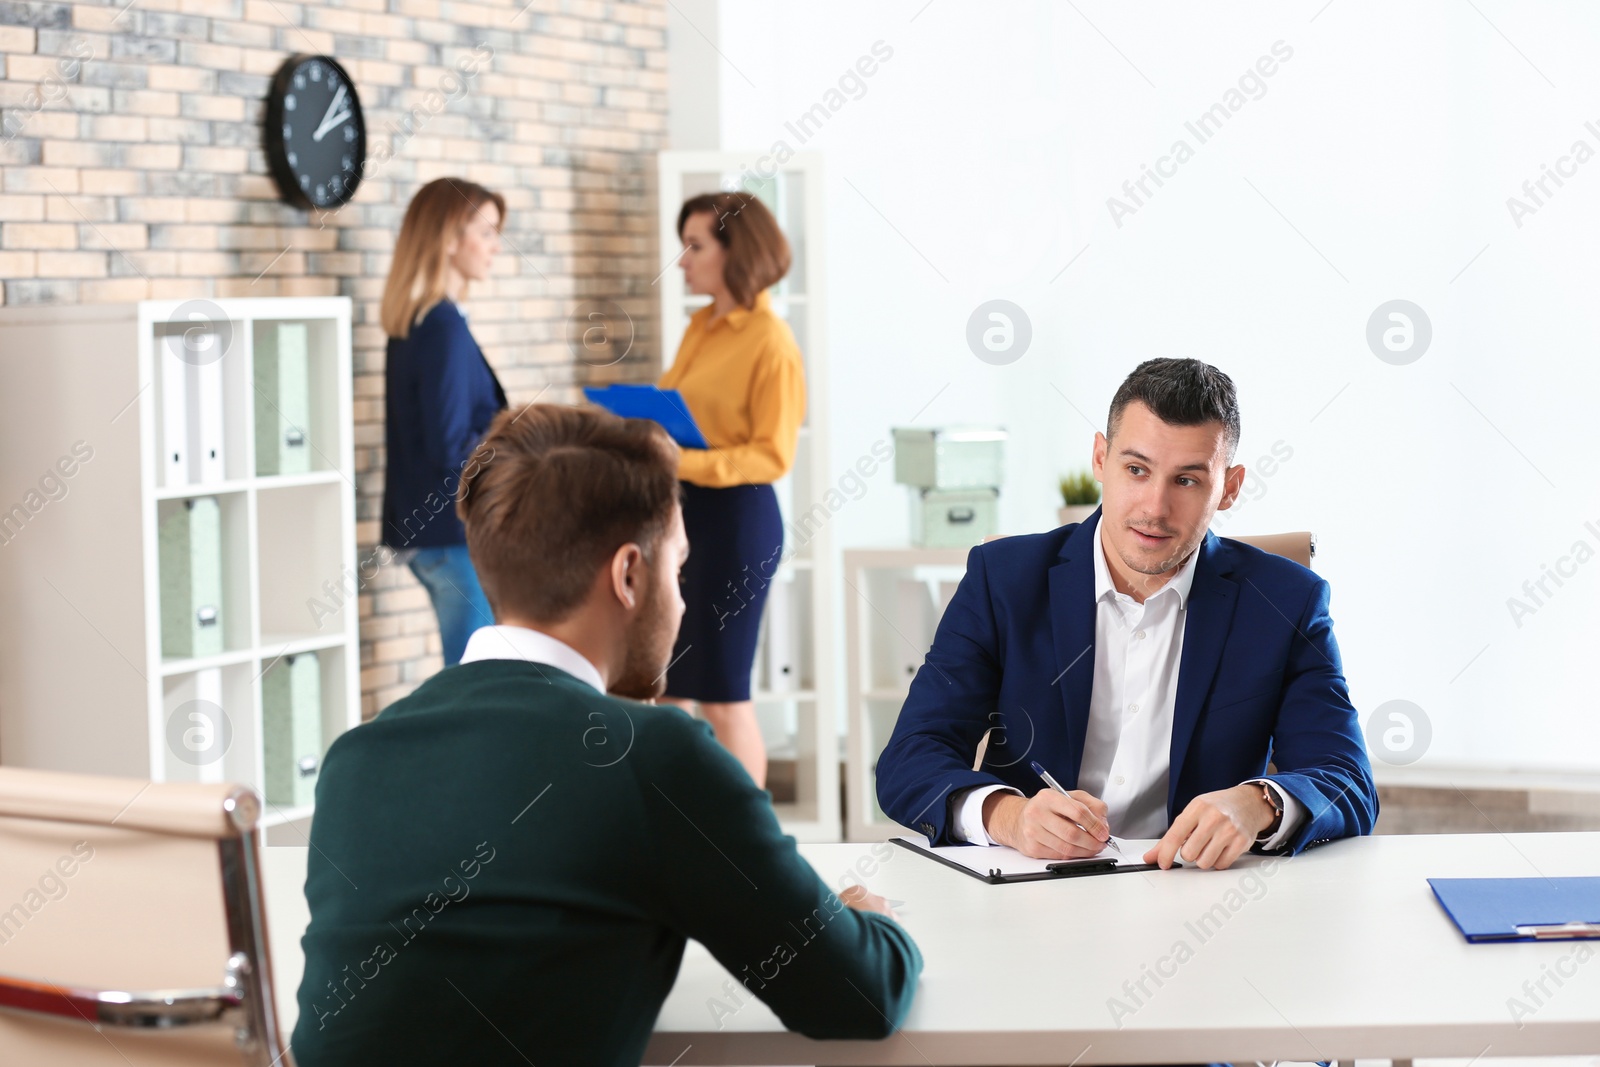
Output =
[{"x1": 291, "y1": 404, "x2": 922, "y2": 1066}]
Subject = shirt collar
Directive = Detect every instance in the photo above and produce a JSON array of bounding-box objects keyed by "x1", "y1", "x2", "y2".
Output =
[
  {"x1": 694, "y1": 289, "x2": 770, "y2": 333},
  {"x1": 1092, "y1": 518, "x2": 1200, "y2": 609},
  {"x1": 458, "y1": 625, "x2": 606, "y2": 693}
]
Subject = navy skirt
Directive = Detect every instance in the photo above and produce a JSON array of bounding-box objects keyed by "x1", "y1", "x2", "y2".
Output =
[{"x1": 664, "y1": 481, "x2": 784, "y2": 703}]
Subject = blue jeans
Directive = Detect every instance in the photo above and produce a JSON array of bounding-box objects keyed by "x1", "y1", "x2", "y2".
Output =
[{"x1": 407, "y1": 544, "x2": 494, "y2": 666}]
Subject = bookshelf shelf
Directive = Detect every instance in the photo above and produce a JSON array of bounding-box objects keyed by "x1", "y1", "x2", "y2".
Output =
[
  {"x1": 153, "y1": 478, "x2": 254, "y2": 501},
  {"x1": 159, "y1": 648, "x2": 260, "y2": 677}
]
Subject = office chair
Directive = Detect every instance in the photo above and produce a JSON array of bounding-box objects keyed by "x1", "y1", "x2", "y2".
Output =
[
  {"x1": 0, "y1": 767, "x2": 289, "y2": 1066},
  {"x1": 979, "y1": 529, "x2": 1316, "y2": 566},
  {"x1": 1230, "y1": 530, "x2": 1316, "y2": 568}
]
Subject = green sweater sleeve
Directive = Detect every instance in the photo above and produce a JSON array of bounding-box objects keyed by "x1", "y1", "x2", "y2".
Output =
[{"x1": 635, "y1": 714, "x2": 922, "y2": 1039}]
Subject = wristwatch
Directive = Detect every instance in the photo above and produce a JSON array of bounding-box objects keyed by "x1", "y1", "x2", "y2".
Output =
[{"x1": 1258, "y1": 781, "x2": 1285, "y2": 839}]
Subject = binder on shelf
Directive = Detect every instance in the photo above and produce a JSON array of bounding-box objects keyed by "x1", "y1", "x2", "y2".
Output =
[
  {"x1": 159, "y1": 496, "x2": 224, "y2": 660},
  {"x1": 893, "y1": 578, "x2": 935, "y2": 682},
  {"x1": 263, "y1": 652, "x2": 322, "y2": 808},
  {"x1": 764, "y1": 576, "x2": 795, "y2": 693},
  {"x1": 159, "y1": 347, "x2": 190, "y2": 488},
  {"x1": 192, "y1": 667, "x2": 225, "y2": 785},
  {"x1": 1429, "y1": 877, "x2": 1600, "y2": 942},
  {"x1": 255, "y1": 322, "x2": 312, "y2": 476},
  {"x1": 190, "y1": 354, "x2": 227, "y2": 484}
]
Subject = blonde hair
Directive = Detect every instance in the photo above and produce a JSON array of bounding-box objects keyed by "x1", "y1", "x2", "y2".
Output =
[{"x1": 380, "y1": 177, "x2": 507, "y2": 339}]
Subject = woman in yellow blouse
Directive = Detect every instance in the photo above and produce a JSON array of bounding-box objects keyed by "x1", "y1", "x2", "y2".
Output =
[{"x1": 658, "y1": 192, "x2": 805, "y2": 788}]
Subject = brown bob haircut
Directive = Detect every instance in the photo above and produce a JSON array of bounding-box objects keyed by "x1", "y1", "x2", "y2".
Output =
[
  {"x1": 457, "y1": 404, "x2": 681, "y2": 624},
  {"x1": 677, "y1": 191, "x2": 791, "y2": 308}
]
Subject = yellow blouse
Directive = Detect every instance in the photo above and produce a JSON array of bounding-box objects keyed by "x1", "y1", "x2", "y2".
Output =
[{"x1": 657, "y1": 291, "x2": 806, "y2": 488}]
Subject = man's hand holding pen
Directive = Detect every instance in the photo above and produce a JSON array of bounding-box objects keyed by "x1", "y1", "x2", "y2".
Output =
[{"x1": 982, "y1": 787, "x2": 1112, "y2": 860}]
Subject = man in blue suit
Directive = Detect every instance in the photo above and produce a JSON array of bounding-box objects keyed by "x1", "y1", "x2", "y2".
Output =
[{"x1": 877, "y1": 359, "x2": 1376, "y2": 871}]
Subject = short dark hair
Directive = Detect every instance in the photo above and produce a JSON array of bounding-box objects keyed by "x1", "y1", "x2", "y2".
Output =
[
  {"x1": 457, "y1": 404, "x2": 681, "y2": 624},
  {"x1": 676, "y1": 192, "x2": 791, "y2": 308},
  {"x1": 1107, "y1": 358, "x2": 1240, "y2": 460}
]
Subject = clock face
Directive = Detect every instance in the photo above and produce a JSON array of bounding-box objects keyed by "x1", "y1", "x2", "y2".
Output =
[{"x1": 264, "y1": 55, "x2": 366, "y2": 211}]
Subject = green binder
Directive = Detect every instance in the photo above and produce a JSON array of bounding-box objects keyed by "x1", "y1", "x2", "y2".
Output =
[
  {"x1": 159, "y1": 496, "x2": 224, "y2": 659},
  {"x1": 263, "y1": 652, "x2": 323, "y2": 807},
  {"x1": 255, "y1": 322, "x2": 311, "y2": 475}
]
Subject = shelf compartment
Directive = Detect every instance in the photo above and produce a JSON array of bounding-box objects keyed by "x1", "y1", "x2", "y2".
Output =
[
  {"x1": 256, "y1": 480, "x2": 348, "y2": 643},
  {"x1": 160, "y1": 662, "x2": 258, "y2": 787},
  {"x1": 252, "y1": 318, "x2": 347, "y2": 479},
  {"x1": 150, "y1": 314, "x2": 253, "y2": 488}
]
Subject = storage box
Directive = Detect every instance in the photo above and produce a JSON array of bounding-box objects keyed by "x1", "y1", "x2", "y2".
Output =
[
  {"x1": 892, "y1": 427, "x2": 1007, "y2": 490},
  {"x1": 159, "y1": 496, "x2": 224, "y2": 659},
  {"x1": 263, "y1": 652, "x2": 322, "y2": 807},
  {"x1": 255, "y1": 321, "x2": 311, "y2": 475},
  {"x1": 910, "y1": 487, "x2": 1000, "y2": 548}
]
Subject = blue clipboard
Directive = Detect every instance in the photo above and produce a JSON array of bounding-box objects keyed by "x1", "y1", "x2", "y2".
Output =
[
  {"x1": 1428, "y1": 877, "x2": 1600, "y2": 942},
  {"x1": 582, "y1": 385, "x2": 709, "y2": 449}
]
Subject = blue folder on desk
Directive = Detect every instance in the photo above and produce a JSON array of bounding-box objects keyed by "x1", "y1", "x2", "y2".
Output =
[
  {"x1": 1428, "y1": 877, "x2": 1600, "y2": 942},
  {"x1": 582, "y1": 385, "x2": 708, "y2": 449}
]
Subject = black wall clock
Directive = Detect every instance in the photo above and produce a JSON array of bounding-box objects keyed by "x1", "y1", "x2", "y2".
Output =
[{"x1": 264, "y1": 55, "x2": 367, "y2": 211}]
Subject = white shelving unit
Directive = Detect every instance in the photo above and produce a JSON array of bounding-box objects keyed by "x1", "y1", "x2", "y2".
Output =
[
  {"x1": 842, "y1": 546, "x2": 971, "y2": 842},
  {"x1": 0, "y1": 298, "x2": 359, "y2": 835},
  {"x1": 656, "y1": 150, "x2": 840, "y2": 840}
]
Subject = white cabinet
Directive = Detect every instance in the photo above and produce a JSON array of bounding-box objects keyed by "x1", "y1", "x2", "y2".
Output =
[
  {"x1": 656, "y1": 150, "x2": 841, "y2": 840},
  {"x1": 0, "y1": 298, "x2": 360, "y2": 835}
]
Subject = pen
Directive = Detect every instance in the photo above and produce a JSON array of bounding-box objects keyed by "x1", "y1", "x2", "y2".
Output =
[{"x1": 1029, "y1": 760, "x2": 1121, "y2": 855}]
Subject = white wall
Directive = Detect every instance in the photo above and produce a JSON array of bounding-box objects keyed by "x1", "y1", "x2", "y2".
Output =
[
  {"x1": 688, "y1": 0, "x2": 1600, "y2": 773},
  {"x1": 666, "y1": 0, "x2": 722, "y2": 151}
]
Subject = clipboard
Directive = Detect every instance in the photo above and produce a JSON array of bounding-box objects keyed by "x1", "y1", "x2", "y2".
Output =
[
  {"x1": 890, "y1": 835, "x2": 1164, "y2": 884},
  {"x1": 1428, "y1": 877, "x2": 1600, "y2": 942},
  {"x1": 582, "y1": 384, "x2": 709, "y2": 449}
]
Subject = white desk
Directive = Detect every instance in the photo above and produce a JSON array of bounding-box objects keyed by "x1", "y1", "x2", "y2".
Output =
[{"x1": 262, "y1": 834, "x2": 1600, "y2": 1064}]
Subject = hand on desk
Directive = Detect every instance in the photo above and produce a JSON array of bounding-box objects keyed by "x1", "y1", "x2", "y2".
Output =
[
  {"x1": 1144, "y1": 783, "x2": 1277, "y2": 871},
  {"x1": 839, "y1": 883, "x2": 901, "y2": 922},
  {"x1": 981, "y1": 788, "x2": 1111, "y2": 860}
]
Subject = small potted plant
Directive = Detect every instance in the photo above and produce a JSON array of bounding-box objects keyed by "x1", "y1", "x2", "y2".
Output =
[{"x1": 1057, "y1": 470, "x2": 1100, "y2": 527}]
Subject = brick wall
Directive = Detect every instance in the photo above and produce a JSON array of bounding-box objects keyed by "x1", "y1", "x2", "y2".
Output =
[{"x1": 0, "y1": 0, "x2": 668, "y2": 716}]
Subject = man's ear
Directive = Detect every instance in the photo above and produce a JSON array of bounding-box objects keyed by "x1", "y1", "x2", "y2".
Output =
[
  {"x1": 609, "y1": 542, "x2": 645, "y2": 610},
  {"x1": 1091, "y1": 432, "x2": 1108, "y2": 479},
  {"x1": 1218, "y1": 462, "x2": 1247, "y2": 511}
]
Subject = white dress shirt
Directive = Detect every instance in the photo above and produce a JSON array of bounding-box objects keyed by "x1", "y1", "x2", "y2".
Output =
[
  {"x1": 952, "y1": 521, "x2": 1303, "y2": 850},
  {"x1": 459, "y1": 624, "x2": 606, "y2": 693}
]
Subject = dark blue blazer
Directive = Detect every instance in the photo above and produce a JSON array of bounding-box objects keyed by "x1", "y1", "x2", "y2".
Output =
[
  {"x1": 382, "y1": 300, "x2": 506, "y2": 549},
  {"x1": 876, "y1": 508, "x2": 1377, "y2": 853}
]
